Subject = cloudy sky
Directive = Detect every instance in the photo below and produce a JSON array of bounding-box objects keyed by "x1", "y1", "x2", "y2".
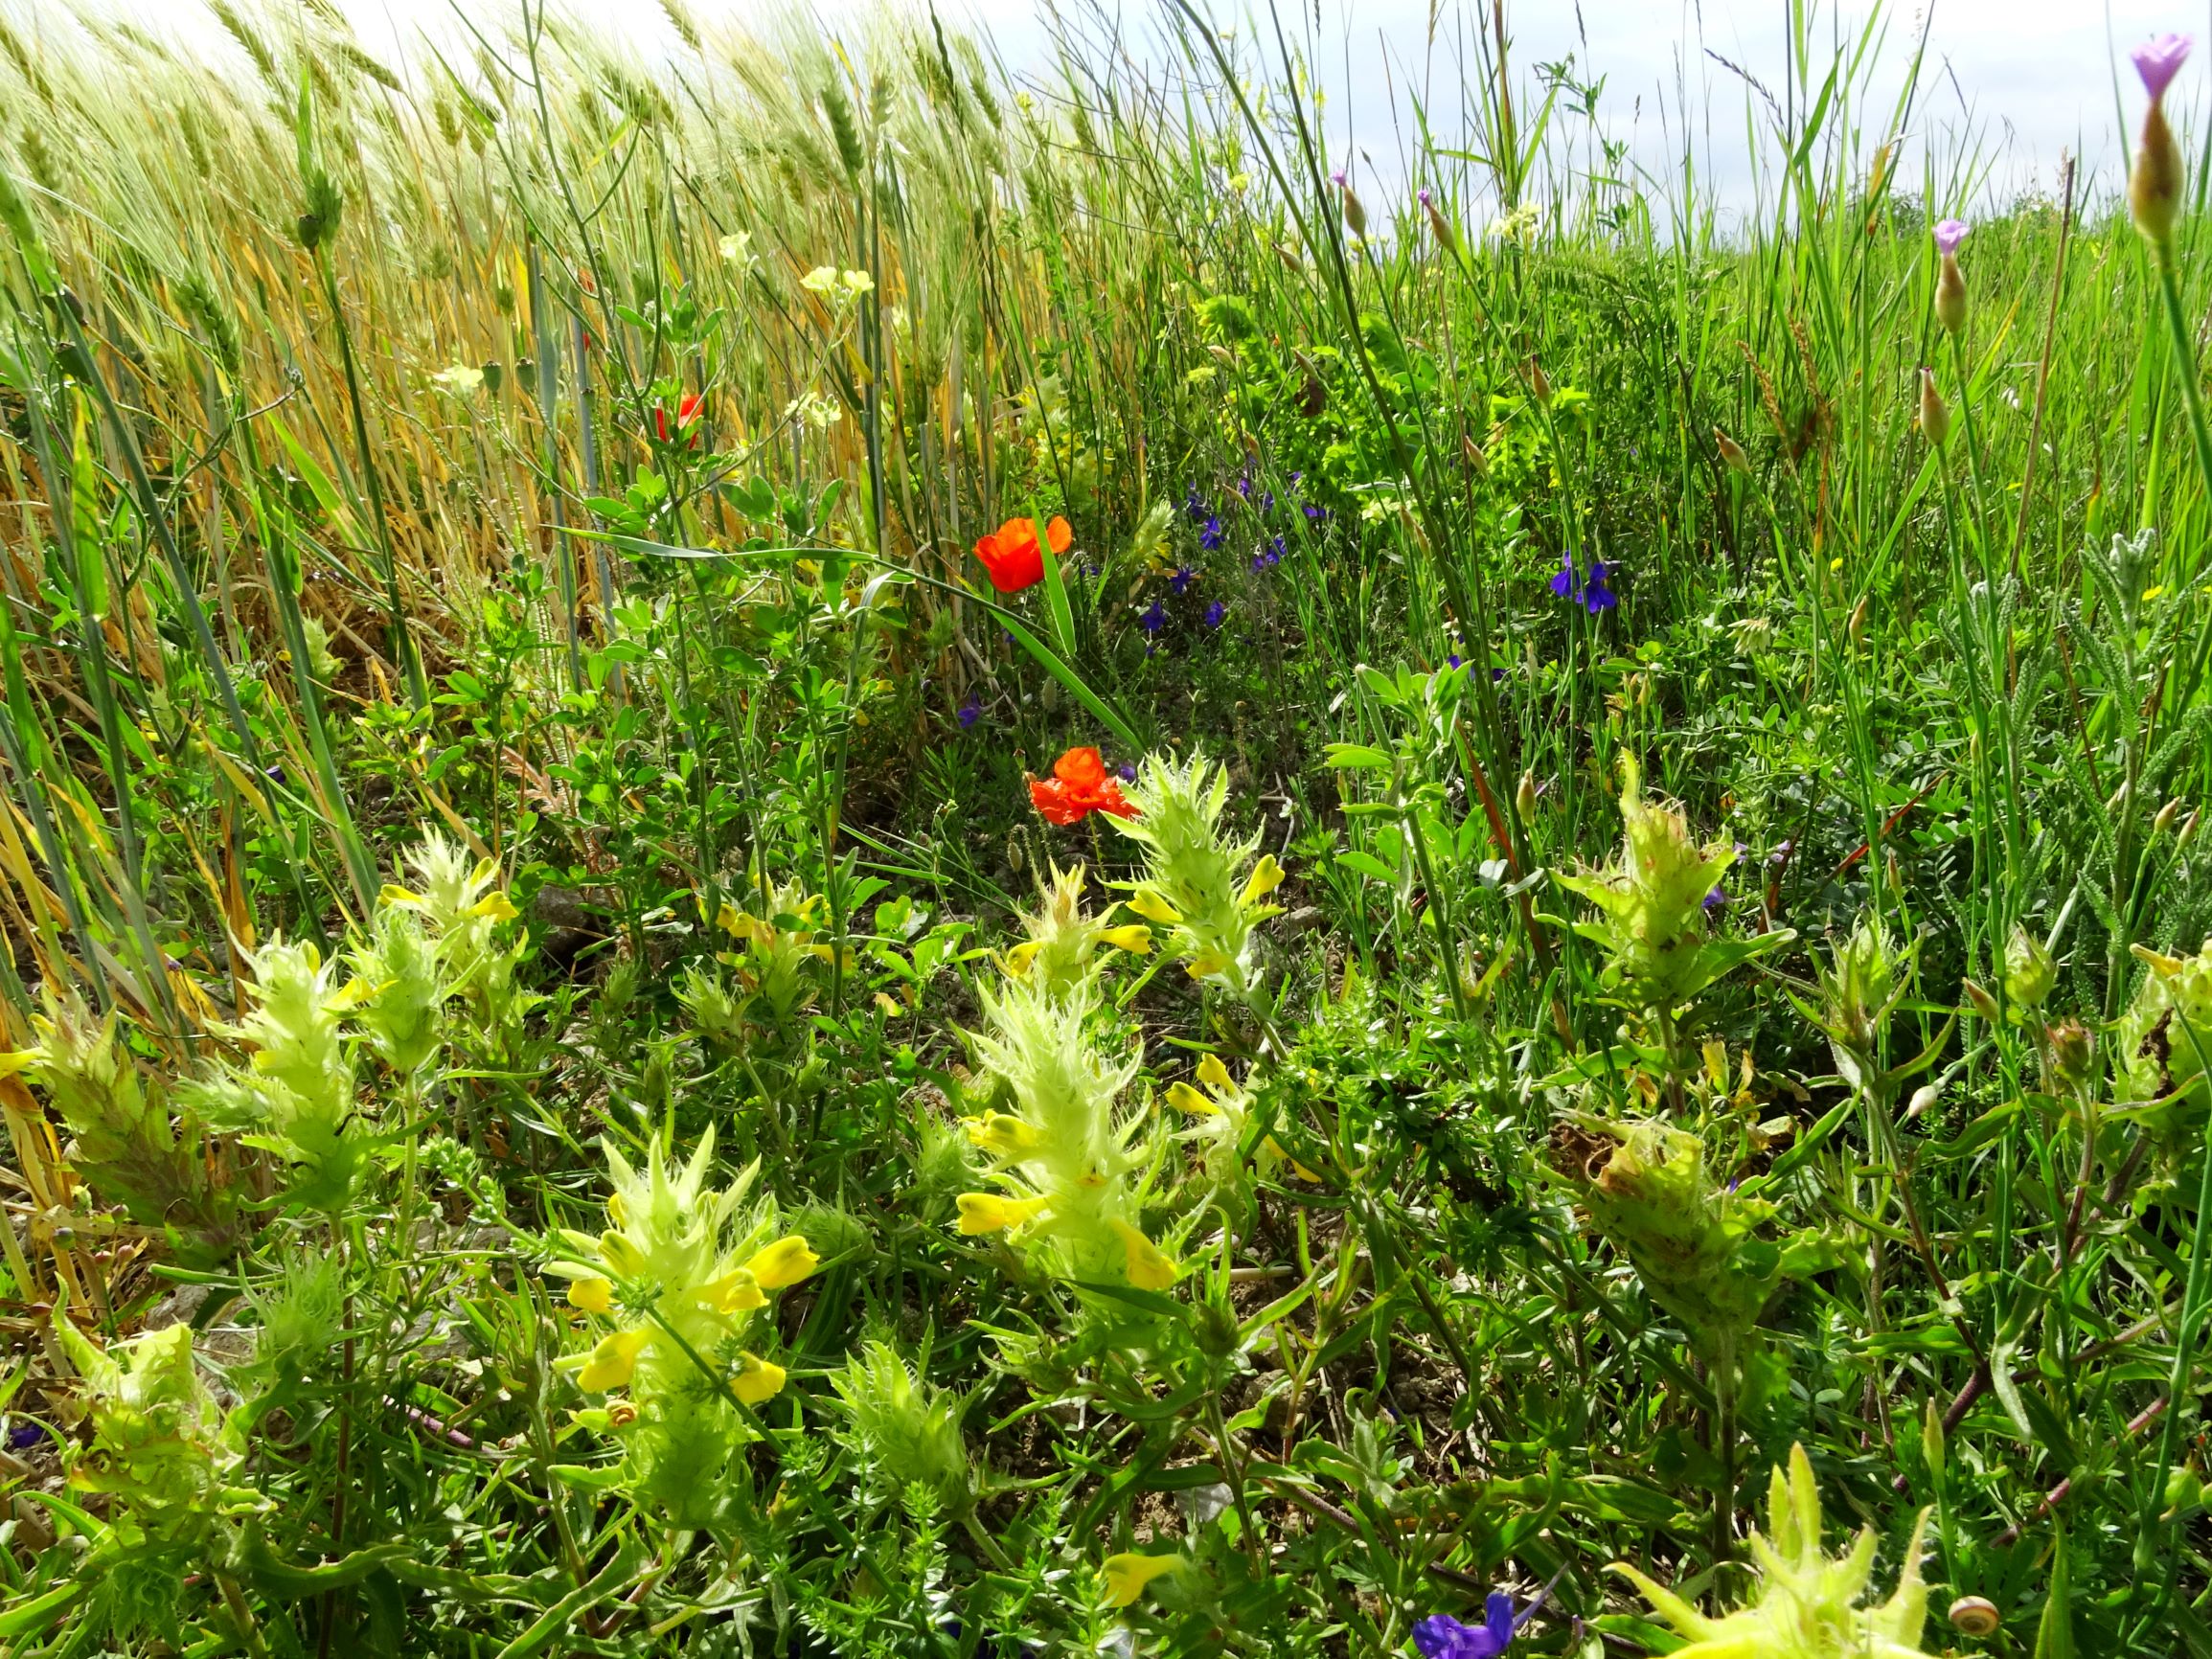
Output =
[{"x1": 63, "y1": 0, "x2": 2205, "y2": 215}]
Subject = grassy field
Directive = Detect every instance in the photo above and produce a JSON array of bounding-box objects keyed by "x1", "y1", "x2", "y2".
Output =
[{"x1": 1, "y1": 0, "x2": 2211, "y2": 1652}]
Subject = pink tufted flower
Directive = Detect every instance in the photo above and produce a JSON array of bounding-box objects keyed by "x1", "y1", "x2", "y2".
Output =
[{"x1": 2134, "y1": 34, "x2": 2192, "y2": 103}]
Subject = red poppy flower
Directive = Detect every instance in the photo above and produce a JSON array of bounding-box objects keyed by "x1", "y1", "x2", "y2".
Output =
[
  {"x1": 655, "y1": 393, "x2": 706, "y2": 445},
  {"x1": 974, "y1": 515, "x2": 1073, "y2": 594},
  {"x1": 1029, "y1": 746, "x2": 1138, "y2": 825}
]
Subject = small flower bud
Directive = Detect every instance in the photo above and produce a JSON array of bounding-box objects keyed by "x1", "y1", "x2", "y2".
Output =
[
  {"x1": 1932, "y1": 218, "x2": 1970, "y2": 335},
  {"x1": 1847, "y1": 595, "x2": 1870, "y2": 648},
  {"x1": 1715, "y1": 426, "x2": 1751, "y2": 474},
  {"x1": 2045, "y1": 1017, "x2": 2095, "y2": 1092},
  {"x1": 1516, "y1": 770, "x2": 1539, "y2": 825},
  {"x1": 1527, "y1": 358, "x2": 1552, "y2": 405},
  {"x1": 1962, "y1": 979, "x2": 2001, "y2": 1024},
  {"x1": 2003, "y1": 923, "x2": 2056, "y2": 1011},
  {"x1": 2155, "y1": 795, "x2": 2184, "y2": 833},
  {"x1": 2130, "y1": 35, "x2": 2193, "y2": 248},
  {"x1": 1330, "y1": 170, "x2": 1366, "y2": 238},
  {"x1": 1418, "y1": 187, "x2": 1458, "y2": 256},
  {"x1": 1918, "y1": 367, "x2": 1950, "y2": 448}
]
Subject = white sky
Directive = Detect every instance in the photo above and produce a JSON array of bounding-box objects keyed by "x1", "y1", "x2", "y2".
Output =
[{"x1": 48, "y1": 1, "x2": 2210, "y2": 215}]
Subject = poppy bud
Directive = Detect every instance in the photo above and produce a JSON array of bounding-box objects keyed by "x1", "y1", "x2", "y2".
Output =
[
  {"x1": 2045, "y1": 1017, "x2": 2095, "y2": 1093},
  {"x1": 1917, "y1": 368, "x2": 1950, "y2": 448},
  {"x1": 1330, "y1": 170, "x2": 1366, "y2": 238},
  {"x1": 2130, "y1": 35, "x2": 2193, "y2": 249},
  {"x1": 1962, "y1": 979, "x2": 2001, "y2": 1024},
  {"x1": 1715, "y1": 426, "x2": 1751, "y2": 474},
  {"x1": 1418, "y1": 187, "x2": 1458, "y2": 256}
]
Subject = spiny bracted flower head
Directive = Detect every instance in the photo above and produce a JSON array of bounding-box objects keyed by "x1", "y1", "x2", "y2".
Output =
[
  {"x1": 1001, "y1": 863, "x2": 1152, "y2": 994},
  {"x1": 1554, "y1": 756, "x2": 1770, "y2": 1013},
  {"x1": 714, "y1": 877, "x2": 841, "y2": 1024},
  {"x1": 233, "y1": 934, "x2": 365, "y2": 1117},
  {"x1": 0, "y1": 992, "x2": 148, "y2": 1153},
  {"x1": 1611, "y1": 1443, "x2": 1935, "y2": 1659},
  {"x1": 1108, "y1": 751, "x2": 1282, "y2": 995},
  {"x1": 1168, "y1": 1051, "x2": 1314, "y2": 1188},
  {"x1": 1565, "y1": 1115, "x2": 1787, "y2": 1364},
  {"x1": 547, "y1": 1126, "x2": 814, "y2": 1401},
  {"x1": 1813, "y1": 916, "x2": 1909, "y2": 1087},
  {"x1": 54, "y1": 1317, "x2": 238, "y2": 1548},
  {"x1": 349, "y1": 902, "x2": 445, "y2": 1076},
  {"x1": 828, "y1": 1338, "x2": 974, "y2": 1513},
  {"x1": 955, "y1": 977, "x2": 1175, "y2": 1291},
  {"x1": 2113, "y1": 937, "x2": 2212, "y2": 1140},
  {"x1": 381, "y1": 832, "x2": 517, "y2": 993}
]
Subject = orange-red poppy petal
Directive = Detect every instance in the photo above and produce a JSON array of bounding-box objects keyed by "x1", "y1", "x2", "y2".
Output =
[
  {"x1": 1045, "y1": 516, "x2": 1073, "y2": 554},
  {"x1": 1054, "y1": 746, "x2": 1108, "y2": 787}
]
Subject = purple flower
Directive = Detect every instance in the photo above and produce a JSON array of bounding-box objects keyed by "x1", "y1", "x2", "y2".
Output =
[
  {"x1": 1329, "y1": 169, "x2": 1347, "y2": 188},
  {"x1": 1448, "y1": 653, "x2": 1464, "y2": 669},
  {"x1": 1203, "y1": 600, "x2": 1226, "y2": 629},
  {"x1": 1170, "y1": 566, "x2": 1197, "y2": 595},
  {"x1": 1118, "y1": 761, "x2": 1136, "y2": 782},
  {"x1": 1259, "y1": 489, "x2": 1275, "y2": 512},
  {"x1": 1303, "y1": 501, "x2": 1329, "y2": 523},
  {"x1": 2134, "y1": 33, "x2": 2192, "y2": 102},
  {"x1": 1200, "y1": 515, "x2": 1225, "y2": 551},
  {"x1": 1548, "y1": 549, "x2": 1579, "y2": 601},
  {"x1": 1933, "y1": 217, "x2": 1969, "y2": 257},
  {"x1": 1139, "y1": 600, "x2": 1166, "y2": 636},
  {"x1": 7, "y1": 1422, "x2": 46, "y2": 1450},
  {"x1": 1413, "y1": 1592, "x2": 1532, "y2": 1659},
  {"x1": 1234, "y1": 474, "x2": 1253, "y2": 499},
  {"x1": 1183, "y1": 485, "x2": 1208, "y2": 524},
  {"x1": 1703, "y1": 887, "x2": 1728, "y2": 913},
  {"x1": 956, "y1": 694, "x2": 982, "y2": 731},
  {"x1": 1252, "y1": 534, "x2": 1286, "y2": 572},
  {"x1": 1582, "y1": 558, "x2": 1618, "y2": 614},
  {"x1": 1418, "y1": 187, "x2": 1434, "y2": 207}
]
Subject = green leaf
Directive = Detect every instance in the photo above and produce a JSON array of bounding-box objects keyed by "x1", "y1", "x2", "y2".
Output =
[{"x1": 1323, "y1": 743, "x2": 1392, "y2": 770}]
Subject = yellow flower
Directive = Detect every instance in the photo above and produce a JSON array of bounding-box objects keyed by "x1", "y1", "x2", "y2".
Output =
[
  {"x1": 1167, "y1": 1080, "x2": 1221, "y2": 1118},
  {"x1": 955, "y1": 1192, "x2": 1052, "y2": 1234},
  {"x1": 695, "y1": 1268, "x2": 765, "y2": 1313},
  {"x1": 967, "y1": 1113, "x2": 1043, "y2": 1158},
  {"x1": 566, "y1": 1277, "x2": 613, "y2": 1315},
  {"x1": 1103, "y1": 1551, "x2": 1181, "y2": 1607},
  {"x1": 1185, "y1": 952, "x2": 1232, "y2": 981},
  {"x1": 1264, "y1": 1136, "x2": 1323, "y2": 1181},
  {"x1": 1126, "y1": 888, "x2": 1181, "y2": 925},
  {"x1": 578, "y1": 1329, "x2": 650, "y2": 1392},
  {"x1": 1110, "y1": 1219, "x2": 1178, "y2": 1290},
  {"x1": 1196, "y1": 1053, "x2": 1235, "y2": 1092},
  {"x1": 1099, "y1": 924, "x2": 1153, "y2": 955},
  {"x1": 731, "y1": 1352, "x2": 787, "y2": 1405},
  {"x1": 745, "y1": 1236, "x2": 819, "y2": 1290},
  {"x1": 1002, "y1": 941, "x2": 1044, "y2": 975},
  {"x1": 1240, "y1": 853, "x2": 1285, "y2": 906},
  {"x1": 598, "y1": 1229, "x2": 648, "y2": 1278}
]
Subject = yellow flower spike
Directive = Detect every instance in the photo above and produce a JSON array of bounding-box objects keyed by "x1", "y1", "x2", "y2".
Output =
[
  {"x1": 955, "y1": 1192, "x2": 1052, "y2": 1234},
  {"x1": 1167, "y1": 1080, "x2": 1222, "y2": 1118},
  {"x1": 744, "y1": 1236, "x2": 819, "y2": 1290},
  {"x1": 578, "y1": 1329, "x2": 650, "y2": 1392},
  {"x1": 1240, "y1": 853, "x2": 1286, "y2": 906},
  {"x1": 696, "y1": 1268, "x2": 765, "y2": 1313},
  {"x1": 1110, "y1": 1219, "x2": 1178, "y2": 1290},
  {"x1": 566, "y1": 1277, "x2": 614, "y2": 1315},
  {"x1": 1196, "y1": 1053, "x2": 1235, "y2": 1093},
  {"x1": 598, "y1": 1230, "x2": 648, "y2": 1278},
  {"x1": 1126, "y1": 888, "x2": 1181, "y2": 925},
  {"x1": 1102, "y1": 1551, "x2": 1181, "y2": 1607},
  {"x1": 731, "y1": 1352, "x2": 787, "y2": 1405},
  {"x1": 966, "y1": 1113, "x2": 1043, "y2": 1158},
  {"x1": 1099, "y1": 924, "x2": 1152, "y2": 955}
]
